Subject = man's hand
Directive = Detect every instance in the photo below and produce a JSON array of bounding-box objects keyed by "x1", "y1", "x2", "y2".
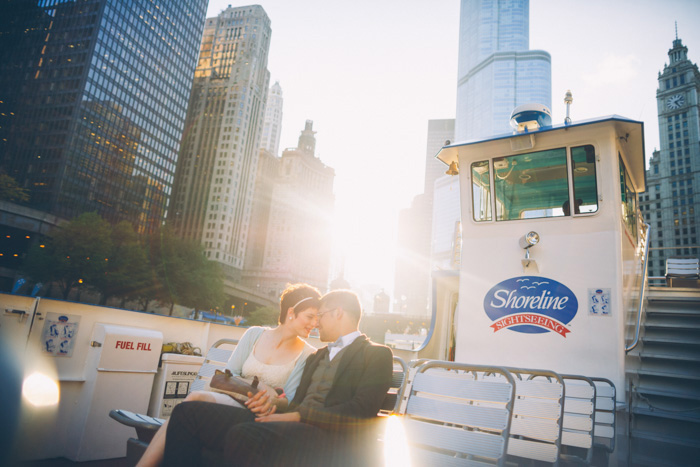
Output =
[
  {"x1": 245, "y1": 388, "x2": 273, "y2": 416},
  {"x1": 255, "y1": 412, "x2": 301, "y2": 423}
]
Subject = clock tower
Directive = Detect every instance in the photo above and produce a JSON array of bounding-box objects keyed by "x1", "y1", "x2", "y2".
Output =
[{"x1": 643, "y1": 34, "x2": 700, "y2": 278}]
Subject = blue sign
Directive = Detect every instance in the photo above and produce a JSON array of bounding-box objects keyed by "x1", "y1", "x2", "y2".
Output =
[{"x1": 483, "y1": 276, "x2": 578, "y2": 337}]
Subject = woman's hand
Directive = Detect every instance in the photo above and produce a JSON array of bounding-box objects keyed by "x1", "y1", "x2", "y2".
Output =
[{"x1": 245, "y1": 388, "x2": 273, "y2": 416}]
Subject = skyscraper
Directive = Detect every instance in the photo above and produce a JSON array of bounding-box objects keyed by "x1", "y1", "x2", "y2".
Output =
[
  {"x1": 260, "y1": 81, "x2": 283, "y2": 156},
  {"x1": 455, "y1": 0, "x2": 551, "y2": 141},
  {"x1": 424, "y1": 119, "x2": 456, "y2": 199},
  {"x1": 0, "y1": 0, "x2": 208, "y2": 233},
  {"x1": 170, "y1": 5, "x2": 271, "y2": 281},
  {"x1": 394, "y1": 119, "x2": 454, "y2": 317},
  {"x1": 642, "y1": 35, "x2": 700, "y2": 277},
  {"x1": 242, "y1": 121, "x2": 335, "y2": 297}
]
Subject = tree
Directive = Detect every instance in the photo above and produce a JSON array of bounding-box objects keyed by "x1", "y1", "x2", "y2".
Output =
[
  {"x1": 93, "y1": 221, "x2": 150, "y2": 306},
  {"x1": 23, "y1": 212, "x2": 111, "y2": 299},
  {"x1": 0, "y1": 172, "x2": 29, "y2": 202},
  {"x1": 145, "y1": 228, "x2": 225, "y2": 315},
  {"x1": 244, "y1": 305, "x2": 280, "y2": 327}
]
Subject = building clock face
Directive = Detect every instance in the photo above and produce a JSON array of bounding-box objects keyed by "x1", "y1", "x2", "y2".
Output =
[{"x1": 667, "y1": 94, "x2": 685, "y2": 110}]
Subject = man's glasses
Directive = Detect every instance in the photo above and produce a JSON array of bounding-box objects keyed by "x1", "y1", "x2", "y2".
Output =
[{"x1": 317, "y1": 308, "x2": 338, "y2": 319}]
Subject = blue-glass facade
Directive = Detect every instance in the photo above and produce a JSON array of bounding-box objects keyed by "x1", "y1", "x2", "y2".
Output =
[
  {"x1": 0, "y1": 0, "x2": 207, "y2": 233},
  {"x1": 456, "y1": 0, "x2": 551, "y2": 141}
]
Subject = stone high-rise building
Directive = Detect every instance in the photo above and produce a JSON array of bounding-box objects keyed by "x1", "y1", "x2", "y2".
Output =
[
  {"x1": 260, "y1": 81, "x2": 283, "y2": 156},
  {"x1": 642, "y1": 35, "x2": 700, "y2": 277},
  {"x1": 243, "y1": 121, "x2": 334, "y2": 297},
  {"x1": 0, "y1": 0, "x2": 208, "y2": 233},
  {"x1": 170, "y1": 5, "x2": 271, "y2": 281}
]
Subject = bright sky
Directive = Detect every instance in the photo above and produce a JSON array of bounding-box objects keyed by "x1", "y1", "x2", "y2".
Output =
[{"x1": 206, "y1": 0, "x2": 700, "y2": 297}]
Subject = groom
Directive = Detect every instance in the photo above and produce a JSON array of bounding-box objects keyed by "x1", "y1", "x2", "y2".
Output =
[{"x1": 163, "y1": 289, "x2": 394, "y2": 466}]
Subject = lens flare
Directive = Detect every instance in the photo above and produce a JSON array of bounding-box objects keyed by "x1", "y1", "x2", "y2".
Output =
[
  {"x1": 384, "y1": 414, "x2": 411, "y2": 467},
  {"x1": 22, "y1": 372, "x2": 60, "y2": 407}
]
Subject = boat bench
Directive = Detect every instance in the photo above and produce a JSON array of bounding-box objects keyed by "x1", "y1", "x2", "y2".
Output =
[
  {"x1": 591, "y1": 377, "x2": 617, "y2": 460},
  {"x1": 397, "y1": 360, "x2": 517, "y2": 466},
  {"x1": 665, "y1": 257, "x2": 700, "y2": 287},
  {"x1": 393, "y1": 361, "x2": 617, "y2": 466},
  {"x1": 110, "y1": 339, "x2": 408, "y2": 466},
  {"x1": 500, "y1": 367, "x2": 565, "y2": 466}
]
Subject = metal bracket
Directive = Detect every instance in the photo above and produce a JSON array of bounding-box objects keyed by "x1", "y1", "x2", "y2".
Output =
[{"x1": 4, "y1": 309, "x2": 28, "y2": 323}]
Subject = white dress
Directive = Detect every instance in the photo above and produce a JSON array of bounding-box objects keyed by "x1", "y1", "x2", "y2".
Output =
[{"x1": 210, "y1": 340, "x2": 303, "y2": 406}]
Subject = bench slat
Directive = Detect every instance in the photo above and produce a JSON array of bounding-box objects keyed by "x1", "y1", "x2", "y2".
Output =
[
  {"x1": 563, "y1": 413, "x2": 593, "y2": 431},
  {"x1": 507, "y1": 437, "x2": 558, "y2": 463},
  {"x1": 510, "y1": 417, "x2": 560, "y2": 441},
  {"x1": 513, "y1": 398, "x2": 561, "y2": 419},
  {"x1": 595, "y1": 398, "x2": 614, "y2": 411},
  {"x1": 206, "y1": 348, "x2": 234, "y2": 363},
  {"x1": 197, "y1": 362, "x2": 227, "y2": 378},
  {"x1": 407, "y1": 395, "x2": 510, "y2": 431},
  {"x1": 564, "y1": 384, "x2": 595, "y2": 399},
  {"x1": 594, "y1": 385, "x2": 614, "y2": 398},
  {"x1": 411, "y1": 446, "x2": 500, "y2": 467},
  {"x1": 404, "y1": 418, "x2": 506, "y2": 460},
  {"x1": 594, "y1": 425, "x2": 615, "y2": 438},
  {"x1": 413, "y1": 373, "x2": 513, "y2": 403},
  {"x1": 595, "y1": 412, "x2": 614, "y2": 424},
  {"x1": 562, "y1": 430, "x2": 592, "y2": 448},
  {"x1": 514, "y1": 380, "x2": 563, "y2": 398},
  {"x1": 564, "y1": 398, "x2": 594, "y2": 415}
]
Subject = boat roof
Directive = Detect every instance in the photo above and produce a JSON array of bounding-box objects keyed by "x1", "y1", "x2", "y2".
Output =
[{"x1": 435, "y1": 114, "x2": 646, "y2": 192}]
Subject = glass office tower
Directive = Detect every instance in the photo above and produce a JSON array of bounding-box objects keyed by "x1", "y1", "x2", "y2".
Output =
[
  {"x1": 456, "y1": 0, "x2": 551, "y2": 141},
  {"x1": 0, "y1": 0, "x2": 207, "y2": 233}
]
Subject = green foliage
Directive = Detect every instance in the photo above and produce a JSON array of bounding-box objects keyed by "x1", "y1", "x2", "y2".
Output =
[
  {"x1": 94, "y1": 221, "x2": 150, "y2": 305},
  {"x1": 23, "y1": 212, "x2": 111, "y2": 299},
  {"x1": 244, "y1": 305, "x2": 280, "y2": 327},
  {"x1": 22, "y1": 213, "x2": 225, "y2": 311},
  {"x1": 142, "y1": 227, "x2": 225, "y2": 315},
  {"x1": 0, "y1": 172, "x2": 30, "y2": 202}
]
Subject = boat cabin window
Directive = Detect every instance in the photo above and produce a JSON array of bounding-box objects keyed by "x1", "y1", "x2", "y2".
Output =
[
  {"x1": 619, "y1": 153, "x2": 638, "y2": 242},
  {"x1": 471, "y1": 145, "x2": 599, "y2": 222},
  {"x1": 471, "y1": 160, "x2": 491, "y2": 221},
  {"x1": 494, "y1": 148, "x2": 569, "y2": 221},
  {"x1": 571, "y1": 145, "x2": 599, "y2": 214}
]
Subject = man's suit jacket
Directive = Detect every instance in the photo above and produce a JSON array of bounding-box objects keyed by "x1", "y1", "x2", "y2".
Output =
[{"x1": 290, "y1": 334, "x2": 393, "y2": 429}]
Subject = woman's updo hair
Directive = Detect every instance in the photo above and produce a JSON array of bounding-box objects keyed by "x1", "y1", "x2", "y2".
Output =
[{"x1": 279, "y1": 283, "x2": 322, "y2": 324}]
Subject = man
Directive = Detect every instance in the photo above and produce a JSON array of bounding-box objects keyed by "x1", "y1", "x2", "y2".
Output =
[{"x1": 162, "y1": 289, "x2": 393, "y2": 466}]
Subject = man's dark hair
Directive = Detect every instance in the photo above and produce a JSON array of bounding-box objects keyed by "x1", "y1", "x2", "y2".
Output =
[
  {"x1": 279, "y1": 283, "x2": 321, "y2": 324},
  {"x1": 320, "y1": 289, "x2": 362, "y2": 324}
]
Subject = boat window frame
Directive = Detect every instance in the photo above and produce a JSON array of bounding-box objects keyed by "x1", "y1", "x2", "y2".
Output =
[
  {"x1": 468, "y1": 143, "x2": 600, "y2": 223},
  {"x1": 619, "y1": 152, "x2": 638, "y2": 243}
]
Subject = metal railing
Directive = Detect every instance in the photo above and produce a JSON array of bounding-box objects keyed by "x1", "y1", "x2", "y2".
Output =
[{"x1": 626, "y1": 222, "x2": 651, "y2": 353}]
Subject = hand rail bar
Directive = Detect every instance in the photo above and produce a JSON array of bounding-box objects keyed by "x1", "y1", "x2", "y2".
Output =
[{"x1": 626, "y1": 222, "x2": 650, "y2": 353}]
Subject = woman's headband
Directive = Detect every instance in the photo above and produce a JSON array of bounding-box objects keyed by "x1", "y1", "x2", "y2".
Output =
[{"x1": 291, "y1": 296, "x2": 314, "y2": 310}]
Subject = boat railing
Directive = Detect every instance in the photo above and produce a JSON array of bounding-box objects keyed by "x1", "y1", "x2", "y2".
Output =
[{"x1": 625, "y1": 221, "x2": 650, "y2": 353}]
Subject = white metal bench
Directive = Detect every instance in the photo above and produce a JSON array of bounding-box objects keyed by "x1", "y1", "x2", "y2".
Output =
[
  {"x1": 531, "y1": 374, "x2": 597, "y2": 465},
  {"x1": 499, "y1": 368, "x2": 565, "y2": 466},
  {"x1": 380, "y1": 356, "x2": 409, "y2": 415},
  {"x1": 398, "y1": 360, "x2": 516, "y2": 466},
  {"x1": 591, "y1": 377, "x2": 617, "y2": 457},
  {"x1": 666, "y1": 257, "x2": 700, "y2": 287}
]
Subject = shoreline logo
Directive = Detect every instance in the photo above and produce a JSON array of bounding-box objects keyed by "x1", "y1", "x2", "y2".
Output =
[{"x1": 484, "y1": 276, "x2": 578, "y2": 337}]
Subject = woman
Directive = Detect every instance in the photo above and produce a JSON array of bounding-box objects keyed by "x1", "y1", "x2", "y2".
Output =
[{"x1": 136, "y1": 283, "x2": 321, "y2": 467}]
